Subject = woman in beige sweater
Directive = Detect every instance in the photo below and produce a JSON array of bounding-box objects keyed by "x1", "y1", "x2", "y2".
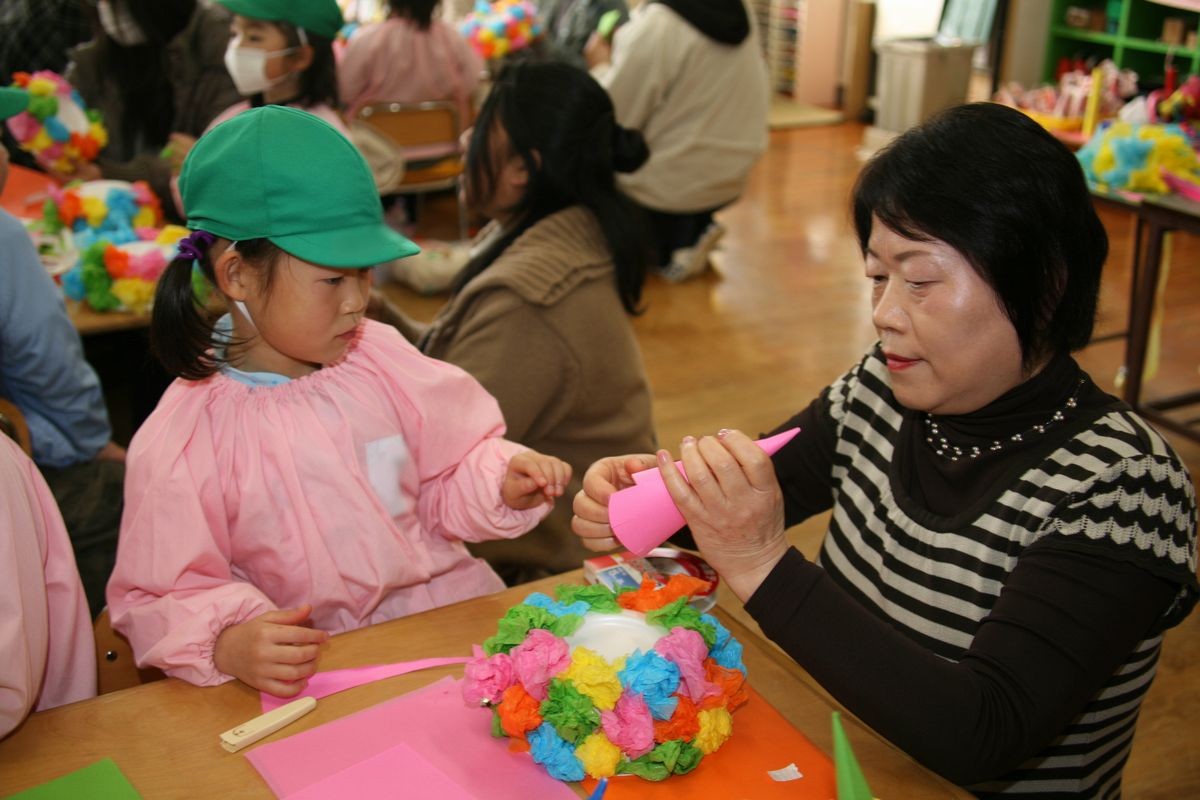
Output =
[{"x1": 383, "y1": 61, "x2": 656, "y2": 584}]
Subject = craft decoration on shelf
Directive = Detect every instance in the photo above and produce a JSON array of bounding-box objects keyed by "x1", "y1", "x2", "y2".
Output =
[
  {"x1": 459, "y1": 0, "x2": 543, "y2": 61},
  {"x1": 4, "y1": 70, "x2": 107, "y2": 174},
  {"x1": 1149, "y1": 73, "x2": 1200, "y2": 128},
  {"x1": 994, "y1": 59, "x2": 1137, "y2": 136},
  {"x1": 608, "y1": 427, "x2": 801, "y2": 557},
  {"x1": 1075, "y1": 121, "x2": 1200, "y2": 197},
  {"x1": 38, "y1": 179, "x2": 186, "y2": 313},
  {"x1": 461, "y1": 579, "x2": 748, "y2": 782}
]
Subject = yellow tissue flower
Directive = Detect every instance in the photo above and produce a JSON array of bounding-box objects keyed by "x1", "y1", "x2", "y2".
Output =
[
  {"x1": 156, "y1": 225, "x2": 189, "y2": 245},
  {"x1": 90, "y1": 122, "x2": 109, "y2": 148},
  {"x1": 111, "y1": 279, "x2": 155, "y2": 314},
  {"x1": 561, "y1": 647, "x2": 622, "y2": 711},
  {"x1": 132, "y1": 206, "x2": 157, "y2": 229},
  {"x1": 27, "y1": 78, "x2": 56, "y2": 96},
  {"x1": 575, "y1": 731, "x2": 622, "y2": 778},
  {"x1": 82, "y1": 196, "x2": 107, "y2": 228},
  {"x1": 695, "y1": 707, "x2": 733, "y2": 754},
  {"x1": 30, "y1": 128, "x2": 53, "y2": 152}
]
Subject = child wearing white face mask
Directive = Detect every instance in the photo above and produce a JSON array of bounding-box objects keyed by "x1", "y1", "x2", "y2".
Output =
[
  {"x1": 65, "y1": 0, "x2": 241, "y2": 216},
  {"x1": 165, "y1": 0, "x2": 350, "y2": 200}
]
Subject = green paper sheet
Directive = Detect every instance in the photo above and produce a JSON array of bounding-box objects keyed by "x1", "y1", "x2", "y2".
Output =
[
  {"x1": 5, "y1": 758, "x2": 142, "y2": 800},
  {"x1": 832, "y1": 712, "x2": 874, "y2": 800}
]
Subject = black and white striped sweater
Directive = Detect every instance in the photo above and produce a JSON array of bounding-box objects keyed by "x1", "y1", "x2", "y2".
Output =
[{"x1": 745, "y1": 348, "x2": 1198, "y2": 798}]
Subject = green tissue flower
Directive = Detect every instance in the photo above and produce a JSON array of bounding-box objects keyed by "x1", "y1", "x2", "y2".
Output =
[
  {"x1": 622, "y1": 740, "x2": 703, "y2": 781},
  {"x1": 27, "y1": 94, "x2": 57, "y2": 121},
  {"x1": 483, "y1": 605, "x2": 583, "y2": 655},
  {"x1": 81, "y1": 241, "x2": 119, "y2": 311},
  {"x1": 539, "y1": 679, "x2": 600, "y2": 744},
  {"x1": 646, "y1": 597, "x2": 717, "y2": 648},
  {"x1": 555, "y1": 584, "x2": 621, "y2": 612}
]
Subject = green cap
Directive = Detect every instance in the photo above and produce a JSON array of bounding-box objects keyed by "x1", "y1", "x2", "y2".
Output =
[
  {"x1": 0, "y1": 86, "x2": 30, "y2": 120},
  {"x1": 216, "y1": 0, "x2": 344, "y2": 39},
  {"x1": 180, "y1": 106, "x2": 419, "y2": 268}
]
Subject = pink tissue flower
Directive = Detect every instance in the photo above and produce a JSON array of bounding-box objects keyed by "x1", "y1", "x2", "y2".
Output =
[
  {"x1": 601, "y1": 692, "x2": 655, "y2": 759},
  {"x1": 654, "y1": 628, "x2": 721, "y2": 704},
  {"x1": 128, "y1": 250, "x2": 167, "y2": 281},
  {"x1": 510, "y1": 628, "x2": 570, "y2": 700},
  {"x1": 461, "y1": 644, "x2": 515, "y2": 706},
  {"x1": 7, "y1": 113, "x2": 38, "y2": 142}
]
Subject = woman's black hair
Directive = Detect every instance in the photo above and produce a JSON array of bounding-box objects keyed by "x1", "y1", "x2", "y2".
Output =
[
  {"x1": 387, "y1": 0, "x2": 438, "y2": 30},
  {"x1": 96, "y1": 0, "x2": 197, "y2": 150},
  {"x1": 273, "y1": 21, "x2": 339, "y2": 109},
  {"x1": 151, "y1": 238, "x2": 282, "y2": 380},
  {"x1": 852, "y1": 102, "x2": 1108, "y2": 367},
  {"x1": 457, "y1": 60, "x2": 651, "y2": 314}
]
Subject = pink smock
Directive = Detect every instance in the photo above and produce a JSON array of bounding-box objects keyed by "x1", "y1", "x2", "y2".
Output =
[
  {"x1": 339, "y1": 17, "x2": 482, "y2": 126},
  {"x1": 0, "y1": 435, "x2": 96, "y2": 736},
  {"x1": 107, "y1": 321, "x2": 548, "y2": 686}
]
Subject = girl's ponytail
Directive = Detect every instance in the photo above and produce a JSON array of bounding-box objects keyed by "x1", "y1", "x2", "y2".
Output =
[{"x1": 151, "y1": 230, "x2": 221, "y2": 380}]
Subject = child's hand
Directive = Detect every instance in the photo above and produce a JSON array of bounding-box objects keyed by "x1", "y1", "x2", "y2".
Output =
[
  {"x1": 213, "y1": 604, "x2": 329, "y2": 697},
  {"x1": 164, "y1": 132, "x2": 197, "y2": 173},
  {"x1": 502, "y1": 450, "x2": 572, "y2": 509}
]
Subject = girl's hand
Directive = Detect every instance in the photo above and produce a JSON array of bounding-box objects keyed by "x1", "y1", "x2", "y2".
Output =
[
  {"x1": 49, "y1": 160, "x2": 101, "y2": 184},
  {"x1": 213, "y1": 604, "x2": 329, "y2": 697},
  {"x1": 571, "y1": 454, "x2": 657, "y2": 551},
  {"x1": 502, "y1": 450, "x2": 572, "y2": 509},
  {"x1": 659, "y1": 430, "x2": 789, "y2": 603}
]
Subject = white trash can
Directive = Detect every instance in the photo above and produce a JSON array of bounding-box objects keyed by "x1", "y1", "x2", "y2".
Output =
[{"x1": 874, "y1": 37, "x2": 977, "y2": 134}]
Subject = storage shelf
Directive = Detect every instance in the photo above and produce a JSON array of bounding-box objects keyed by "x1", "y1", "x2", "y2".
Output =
[{"x1": 1044, "y1": 0, "x2": 1200, "y2": 83}]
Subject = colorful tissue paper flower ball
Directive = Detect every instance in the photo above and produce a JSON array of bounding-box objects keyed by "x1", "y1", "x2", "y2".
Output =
[
  {"x1": 459, "y1": 0, "x2": 542, "y2": 60},
  {"x1": 463, "y1": 580, "x2": 746, "y2": 782},
  {"x1": 5, "y1": 70, "x2": 108, "y2": 173}
]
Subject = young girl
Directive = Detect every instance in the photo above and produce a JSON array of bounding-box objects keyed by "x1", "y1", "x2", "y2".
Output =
[
  {"x1": 166, "y1": 0, "x2": 349, "y2": 182},
  {"x1": 375, "y1": 62, "x2": 655, "y2": 585},
  {"x1": 106, "y1": 106, "x2": 570, "y2": 697}
]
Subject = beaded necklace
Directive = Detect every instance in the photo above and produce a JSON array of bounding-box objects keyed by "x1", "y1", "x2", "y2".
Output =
[{"x1": 922, "y1": 379, "x2": 1085, "y2": 461}]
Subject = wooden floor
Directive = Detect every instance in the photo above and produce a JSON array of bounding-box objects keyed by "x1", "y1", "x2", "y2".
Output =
[{"x1": 389, "y1": 121, "x2": 1200, "y2": 796}]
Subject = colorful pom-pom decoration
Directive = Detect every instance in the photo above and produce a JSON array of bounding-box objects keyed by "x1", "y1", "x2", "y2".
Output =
[
  {"x1": 45, "y1": 179, "x2": 181, "y2": 313},
  {"x1": 462, "y1": 579, "x2": 747, "y2": 782},
  {"x1": 6, "y1": 71, "x2": 108, "y2": 174},
  {"x1": 459, "y1": 0, "x2": 543, "y2": 61}
]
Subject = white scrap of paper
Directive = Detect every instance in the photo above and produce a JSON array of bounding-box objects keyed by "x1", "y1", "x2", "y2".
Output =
[{"x1": 767, "y1": 762, "x2": 804, "y2": 782}]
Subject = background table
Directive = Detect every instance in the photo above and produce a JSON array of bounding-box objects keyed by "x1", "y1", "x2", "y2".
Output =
[{"x1": 0, "y1": 573, "x2": 969, "y2": 799}]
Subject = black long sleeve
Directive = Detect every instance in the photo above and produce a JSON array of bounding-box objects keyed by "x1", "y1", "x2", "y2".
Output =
[{"x1": 744, "y1": 543, "x2": 1177, "y2": 785}]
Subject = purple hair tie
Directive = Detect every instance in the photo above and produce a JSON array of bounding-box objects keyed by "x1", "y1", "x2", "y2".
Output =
[{"x1": 178, "y1": 230, "x2": 215, "y2": 262}]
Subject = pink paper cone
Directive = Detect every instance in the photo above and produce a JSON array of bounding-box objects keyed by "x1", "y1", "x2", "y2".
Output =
[{"x1": 609, "y1": 428, "x2": 800, "y2": 556}]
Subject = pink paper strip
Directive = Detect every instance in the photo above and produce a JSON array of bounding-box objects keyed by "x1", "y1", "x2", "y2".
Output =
[
  {"x1": 260, "y1": 657, "x2": 471, "y2": 713},
  {"x1": 285, "y1": 742, "x2": 474, "y2": 800},
  {"x1": 247, "y1": 676, "x2": 577, "y2": 800},
  {"x1": 611, "y1": 427, "x2": 801, "y2": 556}
]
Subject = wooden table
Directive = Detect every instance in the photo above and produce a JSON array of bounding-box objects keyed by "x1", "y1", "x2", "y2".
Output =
[
  {"x1": 0, "y1": 574, "x2": 970, "y2": 799},
  {"x1": 67, "y1": 300, "x2": 149, "y2": 337}
]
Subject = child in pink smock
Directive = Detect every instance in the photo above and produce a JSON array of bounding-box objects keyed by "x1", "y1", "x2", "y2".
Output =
[
  {"x1": 165, "y1": 0, "x2": 350, "y2": 189},
  {"x1": 339, "y1": 0, "x2": 482, "y2": 146},
  {"x1": 0, "y1": 434, "x2": 96, "y2": 736},
  {"x1": 107, "y1": 106, "x2": 570, "y2": 698}
]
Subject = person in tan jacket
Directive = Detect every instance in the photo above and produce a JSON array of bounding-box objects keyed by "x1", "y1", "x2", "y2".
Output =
[{"x1": 378, "y1": 61, "x2": 656, "y2": 584}]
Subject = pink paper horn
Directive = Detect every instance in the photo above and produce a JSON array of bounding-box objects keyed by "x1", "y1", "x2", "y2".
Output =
[{"x1": 608, "y1": 427, "x2": 800, "y2": 556}]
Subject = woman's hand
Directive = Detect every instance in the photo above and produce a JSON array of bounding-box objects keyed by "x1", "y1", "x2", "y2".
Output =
[
  {"x1": 213, "y1": 605, "x2": 328, "y2": 697},
  {"x1": 571, "y1": 453, "x2": 658, "y2": 551},
  {"x1": 660, "y1": 430, "x2": 789, "y2": 603},
  {"x1": 49, "y1": 160, "x2": 101, "y2": 184},
  {"x1": 502, "y1": 450, "x2": 572, "y2": 509},
  {"x1": 584, "y1": 32, "x2": 613, "y2": 70}
]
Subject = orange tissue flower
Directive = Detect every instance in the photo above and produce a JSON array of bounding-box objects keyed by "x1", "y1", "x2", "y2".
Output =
[
  {"x1": 496, "y1": 683, "x2": 542, "y2": 741},
  {"x1": 58, "y1": 191, "x2": 82, "y2": 228},
  {"x1": 653, "y1": 693, "x2": 700, "y2": 743},
  {"x1": 617, "y1": 574, "x2": 712, "y2": 612},
  {"x1": 103, "y1": 246, "x2": 131, "y2": 278},
  {"x1": 699, "y1": 660, "x2": 749, "y2": 712}
]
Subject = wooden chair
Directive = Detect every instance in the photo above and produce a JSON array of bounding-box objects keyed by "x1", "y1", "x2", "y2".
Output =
[
  {"x1": 94, "y1": 607, "x2": 165, "y2": 694},
  {"x1": 0, "y1": 398, "x2": 32, "y2": 457},
  {"x1": 356, "y1": 100, "x2": 470, "y2": 240}
]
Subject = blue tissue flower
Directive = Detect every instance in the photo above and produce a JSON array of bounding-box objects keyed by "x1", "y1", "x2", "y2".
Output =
[
  {"x1": 61, "y1": 263, "x2": 86, "y2": 300},
  {"x1": 701, "y1": 613, "x2": 746, "y2": 674},
  {"x1": 528, "y1": 722, "x2": 585, "y2": 781},
  {"x1": 44, "y1": 116, "x2": 69, "y2": 143},
  {"x1": 523, "y1": 592, "x2": 590, "y2": 618},
  {"x1": 618, "y1": 649, "x2": 680, "y2": 720}
]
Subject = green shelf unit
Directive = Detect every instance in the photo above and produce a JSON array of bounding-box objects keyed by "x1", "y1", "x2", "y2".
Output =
[{"x1": 1043, "y1": 0, "x2": 1200, "y2": 85}]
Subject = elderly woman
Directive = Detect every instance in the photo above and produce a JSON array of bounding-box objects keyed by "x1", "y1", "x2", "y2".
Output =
[{"x1": 572, "y1": 103, "x2": 1198, "y2": 798}]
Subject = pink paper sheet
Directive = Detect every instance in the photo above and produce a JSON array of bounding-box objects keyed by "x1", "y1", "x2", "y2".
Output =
[
  {"x1": 285, "y1": 742, "x2": 473, "y2": 800},
  {"x1": 247, "y1": 676, "x2": 577, "y2": 800},
  {"x1": 260, "y1": 657, "x2": 470, "y2": 712},
  {"x1": 611, "y1": 427, "x2": 801, "y2": 555}
]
